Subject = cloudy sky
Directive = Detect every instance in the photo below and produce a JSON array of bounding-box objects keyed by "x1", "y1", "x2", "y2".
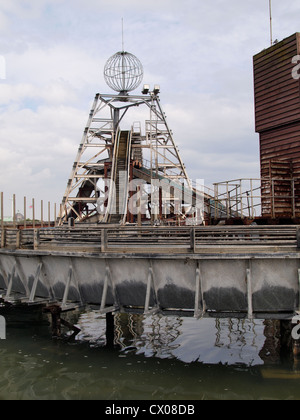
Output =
[{"x1": 0, "y1": 0, "x2": 299, "y2": 216}]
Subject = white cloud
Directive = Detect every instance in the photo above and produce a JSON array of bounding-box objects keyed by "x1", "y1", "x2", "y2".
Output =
[
  {"x1": 0, "y1": 101, "x2": 86, "y2": 208},
  {"x1": 0, "y1": 0, "x2": 299, "y2": 210}
]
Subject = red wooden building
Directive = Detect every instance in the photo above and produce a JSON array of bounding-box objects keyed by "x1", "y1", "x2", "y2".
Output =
[{"x1": 253, "y1": 33, "x2": 300, "y2": 219}]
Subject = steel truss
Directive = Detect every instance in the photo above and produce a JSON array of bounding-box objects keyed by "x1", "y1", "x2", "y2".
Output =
[{"x1": 58, "y1": 91, "x2": 193, "y2": 225}]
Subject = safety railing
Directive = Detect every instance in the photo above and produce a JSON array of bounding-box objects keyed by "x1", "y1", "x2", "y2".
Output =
[
  {"x1": 0, "y1": 225, "x2": 298, "y2": 253},
  {"x1": 213, "y1": 178, "x2": 300, "y2": 220}
]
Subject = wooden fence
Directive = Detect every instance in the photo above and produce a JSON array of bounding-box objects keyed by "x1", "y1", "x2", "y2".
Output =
[{"x1": 0, "y1": 192, "x2": 58, "y2": 229}]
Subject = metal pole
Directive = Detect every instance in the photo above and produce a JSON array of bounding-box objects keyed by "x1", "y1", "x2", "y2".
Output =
[
  {"x1": 226, "y1": 182, "x2": 229, "y2": 219},
  {"x1": 240, "y1": 181, "x2": 244, "y2": 220},
  {"x1": 122, "y1": 18, "x2": 124, "y2": 52},
  {"x1": 214, "y1": 184, "x2": 217, "y2": 220},
  {"x1": 269, "y1": 0, "x2": 273, "y2": 46}
]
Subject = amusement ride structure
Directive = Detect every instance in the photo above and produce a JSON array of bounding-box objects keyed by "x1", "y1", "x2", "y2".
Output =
[
  {"x1": 58, "y1": 50, "x2": 204, "y2": 226},
  {"x1": 2, "y1": 34, "x2": 300, "y2": 351}
]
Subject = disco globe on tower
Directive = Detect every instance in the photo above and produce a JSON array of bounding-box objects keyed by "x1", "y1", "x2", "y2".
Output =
[{"x1": 104, "y1": 51, "x2": 144, "y2": 94}]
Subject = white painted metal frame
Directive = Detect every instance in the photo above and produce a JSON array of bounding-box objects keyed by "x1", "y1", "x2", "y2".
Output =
[{"x1": 59, "y1": 91, "x2": 191, "y2": 225}]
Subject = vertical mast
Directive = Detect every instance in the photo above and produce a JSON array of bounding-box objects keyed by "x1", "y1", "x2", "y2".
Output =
[{"x1": 269, "y1": 0, "x2": 273, "y2": 46}]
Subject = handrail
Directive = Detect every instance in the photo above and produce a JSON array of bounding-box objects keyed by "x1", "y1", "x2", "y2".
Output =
[
  {"x1": 104, "y1": 128, "x2": 121, "y2": 223},
  {"x1": 121, "y1": 130, "x2": 132, "y2": 224},
  {"x1": 213, "y1": 177, "x2": 300, "y2": 220}
]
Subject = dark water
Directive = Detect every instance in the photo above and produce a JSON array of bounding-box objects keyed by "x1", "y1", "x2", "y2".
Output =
[{"x1": 0, "y1": 309, "x2": 300, "y2": 400}]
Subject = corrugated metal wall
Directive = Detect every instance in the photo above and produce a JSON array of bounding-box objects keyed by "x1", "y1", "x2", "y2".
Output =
[{"x1": 253, "y1": 33, "x2": 300, "y2": 218}]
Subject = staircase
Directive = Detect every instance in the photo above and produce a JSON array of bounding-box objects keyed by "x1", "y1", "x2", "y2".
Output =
[{"x1": 109, "y1": 131, "x2": 130, "y2": 224}]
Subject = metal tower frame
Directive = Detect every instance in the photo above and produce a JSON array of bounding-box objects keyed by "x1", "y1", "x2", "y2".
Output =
[{"x1": 58, "y1": 90, "x2": 192, "y2": 225}]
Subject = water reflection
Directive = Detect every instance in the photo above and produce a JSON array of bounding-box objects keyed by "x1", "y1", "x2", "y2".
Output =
[
  {"x1": 77, "y1": 313, "x2": 270, "y2": 366},
  {"x1": 0, "y1": 310, "x2": 300, "y2": 400}
]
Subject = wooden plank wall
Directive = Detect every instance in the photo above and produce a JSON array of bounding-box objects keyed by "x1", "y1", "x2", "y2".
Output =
[
  {"x1": 254, "y1": 33, "x2": 300, "y2": 132},
  {"x1": 253, "y1": 33, "x2": 300, "y2": 218}
]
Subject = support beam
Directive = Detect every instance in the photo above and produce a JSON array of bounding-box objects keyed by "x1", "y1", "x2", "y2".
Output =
[
  {"x1": 194, "y1": 261, "x2": 202, "y2": 318},
  {"x1": 100, "y1": 264, "x2": 119, "y2": 314},
  {"x1": 5, "y1": 263, "x2": 16, "y2": 300},
  {"x1": 62, "y1": 265, "x2": 73, "y2": 308},
  {"x1": 144, "y1": 264, "x2": 159, "y2": 315},
  {"x1": 29, "y1": 262, "x2": 43, "y2": 303},
  {"x1": 246, "y1": 266, "x2": 253, "y2": 319}
]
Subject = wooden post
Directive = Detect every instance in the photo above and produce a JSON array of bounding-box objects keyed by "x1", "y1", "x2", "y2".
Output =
[
  {"x1": 33, "y1": 229, "x2": 40, "y2": 250},
  {"x1": 16, "y1": 230, "x2": 20, "y2": 249},
  {"x1": 190, "y1": 228, "x2": 195, "y2": 252},
  {"x1": 24, "y1": 197, "x2": 27, "y2": 229},
  {"x1": 48, "y1": 201, "x2": 51, "y2": 227},
  {"x1": 32, "y1": 198, "x2": 35, "y2": 229},
  {"x1": 101, "y1": 229, "x2": 107, "y2": 253}
]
